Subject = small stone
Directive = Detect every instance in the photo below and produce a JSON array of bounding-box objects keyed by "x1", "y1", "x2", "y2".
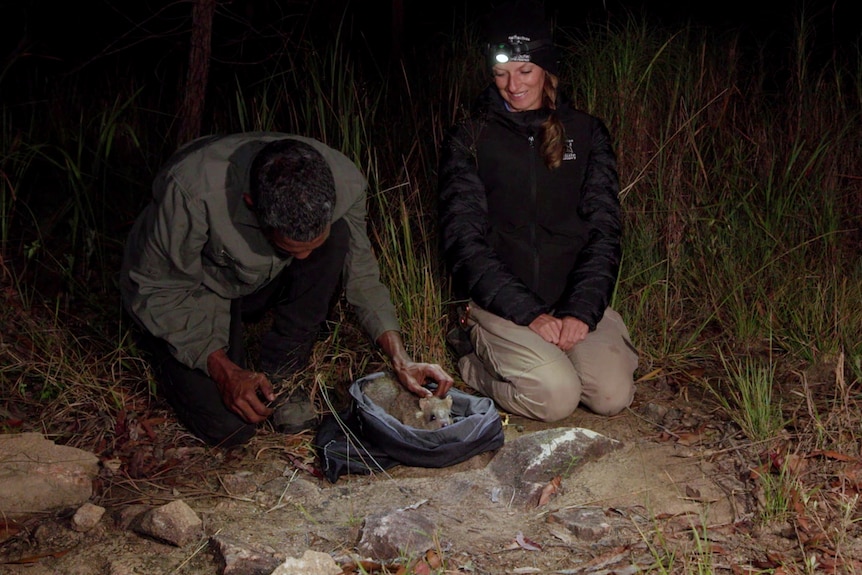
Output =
[
  {"x1": 547, "y1": 508, "x2": 612, "y2": 541},
  {"x1": 210, "y1": 533, "x2": 281, "y2": 575},
  {"x1": 72, "y1": 502, "x2": 106, "y2": 532},
  {"x1": 357, "y1": 509, "x2": 437, "y2": 560},
  {"x1": 221, "y1": 471, "x2": 258, "y2": 496},
  {"x1": 271, "y1": 550, "x2": 341, "y2": 575},
  {"x1": 112, "y1": 505, "x2": 150, "y2": 530},
  {"x1": 135, "y1": 499, "x2": 203, "y2": 547}
]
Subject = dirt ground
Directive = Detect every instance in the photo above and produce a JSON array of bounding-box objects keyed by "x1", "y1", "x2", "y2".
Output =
[{"x1": 1, "y1": 371, "x2": 793, "y2": 575}]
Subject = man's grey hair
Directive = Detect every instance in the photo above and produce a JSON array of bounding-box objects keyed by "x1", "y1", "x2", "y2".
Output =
[{"x1": 249, "y1": 139, "x2": 335, "y2": 241}]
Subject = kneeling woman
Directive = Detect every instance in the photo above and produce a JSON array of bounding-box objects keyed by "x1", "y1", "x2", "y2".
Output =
[{"x1": 438, "y1": 0, "x2": 638, "y2": 422}]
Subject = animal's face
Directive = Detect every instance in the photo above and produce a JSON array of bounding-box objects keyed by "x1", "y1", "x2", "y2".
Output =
[{"x1": 417, "y1": 395, "x2": 454, "y2": 429}]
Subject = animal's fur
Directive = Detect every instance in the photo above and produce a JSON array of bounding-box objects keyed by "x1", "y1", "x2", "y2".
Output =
[{"x1": 363, "y1": 373, "x2": 453, "y2": 430}]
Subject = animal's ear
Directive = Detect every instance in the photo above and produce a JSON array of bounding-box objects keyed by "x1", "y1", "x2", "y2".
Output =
[
  {"x1": 444, "y1": 396, "x2": 454, "y2": 408},
  {"x1": 419, "y1": 397, "x2": 430, "y2": 409}
]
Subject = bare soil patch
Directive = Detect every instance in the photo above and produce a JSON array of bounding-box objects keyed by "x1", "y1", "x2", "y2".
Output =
[{"x1": 1, "y1": 374, "x2": 783, "y2": 575}]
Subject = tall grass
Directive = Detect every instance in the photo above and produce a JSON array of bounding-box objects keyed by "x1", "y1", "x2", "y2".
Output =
[
  {"x1": 709, "y1": 348, "x2": 785, "y2": 442},
  {"x1": 558, "y1": 15, "x2": 860, "y2": 377},
  {"x1": 371, "y1": 184, "x2": 449, "y2": 368}
]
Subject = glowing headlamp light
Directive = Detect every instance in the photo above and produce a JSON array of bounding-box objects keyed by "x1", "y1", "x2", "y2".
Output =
[{"x1": 489, "y1": 37, "x2": 551, "y2": 65}]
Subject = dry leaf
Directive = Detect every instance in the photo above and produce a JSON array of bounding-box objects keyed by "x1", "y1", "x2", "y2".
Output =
[
  {"x1": 810, "y1": 450, "x2": 856, "y2": 462},
  {"x1": 635, "y1": 367, "x2": 664, "y2": 382},
  {"x1": 7, "y1": 548, "x2": 73, "y2": 564},
  {"x1": 407, "y1": 560, "x2": 432, "y2": 575},
  {"x1": 537, "y1": 475, "x2": 561, "y2": 506},
  {"x1": 424, "y1": 549, "x2": 442, "y2": 569},
  {"x1": 783, "y1": 453, "x2": 807, "y2": 476},
  {"x1": 686, "y1": 367, "x2": 706, "y2": 379},
  {"x1": 514, "y1": 531, "x2": 542, "y2": 551},
  {"x1": 675, "y1": 431, "x2": 704, "y2": 446}
]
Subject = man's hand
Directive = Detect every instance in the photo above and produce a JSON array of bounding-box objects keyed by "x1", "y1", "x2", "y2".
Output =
[
  {"x1": 207, "y1": 348, "x2": 275, "y2": 423},
  {"x1": 376, "y1": 330, "x2": 455, "y2": 398}
]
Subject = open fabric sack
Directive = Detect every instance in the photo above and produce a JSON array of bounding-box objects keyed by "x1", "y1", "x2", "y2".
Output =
[{"x1": 314, "y1": 372, "x2": 505, "y2": 483}]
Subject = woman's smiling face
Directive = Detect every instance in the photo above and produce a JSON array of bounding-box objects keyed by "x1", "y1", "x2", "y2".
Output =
[{"x1": 492, "y1": 61, "x2": 546, "y2": 111}]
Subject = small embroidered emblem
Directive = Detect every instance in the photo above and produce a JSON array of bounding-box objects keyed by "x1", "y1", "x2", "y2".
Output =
[{"x1": 563, "y1": 139, "x2": 577, "y2": 161}]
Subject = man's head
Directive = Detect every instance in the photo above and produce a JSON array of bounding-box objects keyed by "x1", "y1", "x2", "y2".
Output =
[{"x1": 248, "y1": 139, "x2": 336, "y2": 244}]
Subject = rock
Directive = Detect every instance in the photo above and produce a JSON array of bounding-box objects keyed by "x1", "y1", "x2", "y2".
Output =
[
  {"x1": 0, "y1": 432, "x2": 99, "y2": 516},
  {"x1": 72, "y1": 502, "x2": 106, "y2": 532},
  {"x1": 270, "y1": 550, "x2": 341, "y2": 575},
  {"x1": 357, "y1": 509, "x2": 437, "y2": 560},
  {"x1": 221, "y1": 471, "x2": 259, "y2": 497},
  {"x1": 210, "y1": 533, "x2": 281, "y2": 575},
  {"x1": 135, "y1": 499, "x2": 203, "y2": 547},
  {"x1": 547, "y1": 507, "x2": 612, "y2": 541},
  {"x1": 638, "y1": 402, "x2": 669, "y2": 425},
  {"x1": 34, "y1": 519, "x2": 81, "y2": 551},
  {"x1": 112, "y1": 504, "x2": 150, "y2": 530},
  {"x1": 488, "y1": 427, "x2": 623, "y2": 506},
  {"x1": 259, "y1": 475, "x2": 323, "y2": 508}
]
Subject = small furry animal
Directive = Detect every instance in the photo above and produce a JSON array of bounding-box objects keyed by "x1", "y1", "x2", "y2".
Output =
[{"x1": 363, "y1": 373, "x2": 453, "y2": 430}]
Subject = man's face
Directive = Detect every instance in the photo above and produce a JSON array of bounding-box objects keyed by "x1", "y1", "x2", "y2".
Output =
[{"x1": 267, "y1": 224, "x2": 331, "y2": 260}]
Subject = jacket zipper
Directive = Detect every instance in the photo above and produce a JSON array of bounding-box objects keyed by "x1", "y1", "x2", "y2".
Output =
[{"x1": 528, "y1": 134, "x2": 539, "y2": 286}]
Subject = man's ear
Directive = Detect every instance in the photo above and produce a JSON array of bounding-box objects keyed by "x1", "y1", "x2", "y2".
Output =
[{"x1": 243, "y1": 193, "x2": 254, "y2": 208}]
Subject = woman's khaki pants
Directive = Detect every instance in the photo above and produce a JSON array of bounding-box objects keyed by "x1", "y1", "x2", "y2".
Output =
[{"x1": 458, "y1": 304, "x2": 638, "y2": 421}]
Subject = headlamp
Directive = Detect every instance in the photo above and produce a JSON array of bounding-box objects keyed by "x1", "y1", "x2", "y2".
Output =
[{"x1": 489, "y1": 37, "x2": 552, "y2": 65}]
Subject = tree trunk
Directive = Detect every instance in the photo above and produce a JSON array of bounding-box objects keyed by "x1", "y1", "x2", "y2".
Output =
[{"x1": 177, "y1": 0, "x2": 216, "y2": 145}]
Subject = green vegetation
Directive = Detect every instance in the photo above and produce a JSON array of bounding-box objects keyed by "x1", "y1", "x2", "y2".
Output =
[{"x1": 1, "y1": 3, "x2": 860, "y2": 572}]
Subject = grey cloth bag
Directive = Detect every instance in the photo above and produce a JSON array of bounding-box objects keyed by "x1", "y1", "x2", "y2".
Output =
[{"x1": 348, "y1": 372, "x2": 505, "y2": 468}]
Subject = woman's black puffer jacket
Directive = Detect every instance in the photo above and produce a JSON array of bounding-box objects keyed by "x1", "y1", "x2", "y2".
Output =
[{"x1": 438, "y1": 84, "x2": 622, "y2": 331}]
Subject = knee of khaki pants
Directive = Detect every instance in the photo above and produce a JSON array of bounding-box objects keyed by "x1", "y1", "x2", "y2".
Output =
[
  {"x1": 509, "y1": 357, "x2": 583, "y2": 422},
  {"x1": 581, "y1": 377, "x2": 635, "y2": 416},
  {"x1": 570, "y1": 308, "x2": 637, "y2": 416}
]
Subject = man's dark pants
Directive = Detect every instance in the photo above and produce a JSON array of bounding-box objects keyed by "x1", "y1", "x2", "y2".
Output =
[{"x1": 138, "y1": 219, "x2": 349, "y2": 447}]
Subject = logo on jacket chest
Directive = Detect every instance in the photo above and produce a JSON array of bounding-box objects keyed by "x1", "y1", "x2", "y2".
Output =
[{"x1": 563, "y1": 139, "x2": 577, "y2": 161}]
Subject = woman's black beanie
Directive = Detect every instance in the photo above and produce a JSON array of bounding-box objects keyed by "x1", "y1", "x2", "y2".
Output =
[{"x1": 481, "y1": 0, "x2": 559, "y2": 76}]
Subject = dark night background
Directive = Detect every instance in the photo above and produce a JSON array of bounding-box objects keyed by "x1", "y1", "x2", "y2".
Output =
[
  {"x1": 1, "y1": 0, "x2": 856, "y2": 234},
  {"x1": 2, "y1": 0, "x2": 857, "y2": 74}
]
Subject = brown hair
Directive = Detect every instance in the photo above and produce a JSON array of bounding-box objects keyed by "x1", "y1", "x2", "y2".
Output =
[{"x1": 539, "y1": 72, "x2": 564, "y2": 170}]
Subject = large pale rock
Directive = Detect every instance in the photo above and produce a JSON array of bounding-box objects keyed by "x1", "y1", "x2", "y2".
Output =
[
  {"x1": 488, "y1": 427, "x2": 623, "y2": 506},
  {"x1": 0, "y1": 432, "x2": 99, "y2": 516}
]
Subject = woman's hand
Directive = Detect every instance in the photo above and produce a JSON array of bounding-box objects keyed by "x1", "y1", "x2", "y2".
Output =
[
  {"x1": 529, "y1": 314, "x2": 588, "y2": 351},
  {"x1": 558, "y1": 316, "x2": 589, "y2": 351},
  {"x1": 529, "y1": 313, "x2": 562, "y2": 345}
]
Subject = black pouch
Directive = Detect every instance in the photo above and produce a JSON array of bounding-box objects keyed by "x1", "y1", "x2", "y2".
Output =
[
  {"x1": 314, "y1": 404, "x2": 401, "y2": 483},
  {"x1": 314, "y1": 372, "x2": 505, "y2": 482}
]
